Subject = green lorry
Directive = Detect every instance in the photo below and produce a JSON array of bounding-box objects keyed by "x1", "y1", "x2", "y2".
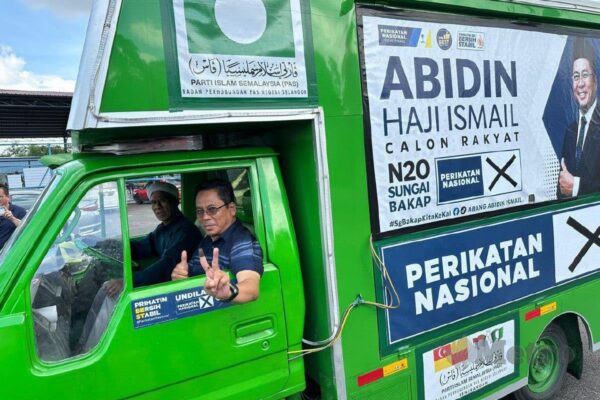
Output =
[{"x1": 4, "y1": 0, "x2": 600, "y2": 399}]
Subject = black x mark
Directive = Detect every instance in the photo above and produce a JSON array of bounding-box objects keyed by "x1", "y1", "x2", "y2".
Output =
[
  {"x1": 567, "y1": 217, "x2": 600, "y2": 272},
  {"x1": 200, "y1": 294, "x2": 213, "y2": 309},
  {"x1": 486, "y1": 155, "x2": 518, "y2": 191}
]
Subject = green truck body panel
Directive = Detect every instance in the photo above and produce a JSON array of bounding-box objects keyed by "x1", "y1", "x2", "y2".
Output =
[{"x1": 3, "y1": 0, "x2": 600, "y2": 399}]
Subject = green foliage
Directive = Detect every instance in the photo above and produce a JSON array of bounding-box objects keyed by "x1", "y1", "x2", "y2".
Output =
[{"x1": 1, "y1": 144, "x2": 68, "y2": 157}]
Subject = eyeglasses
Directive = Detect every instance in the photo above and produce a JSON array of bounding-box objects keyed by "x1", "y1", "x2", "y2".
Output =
[
  {"x1": 573, "y1": 71, "x2": 594, "y2": 82},
  {"x1": 196, "y1": 203, "x2": 229, "y2": 217}
]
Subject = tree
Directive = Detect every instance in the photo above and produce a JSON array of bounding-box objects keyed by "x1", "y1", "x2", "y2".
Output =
[{"x1": 1, "y1": 144, "x2": 68, "y2": 157}]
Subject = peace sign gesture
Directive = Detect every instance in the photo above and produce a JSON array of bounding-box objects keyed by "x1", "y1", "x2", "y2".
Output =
[{"x1": 199, "y1": 248, "x2": 231, "y2": 300}]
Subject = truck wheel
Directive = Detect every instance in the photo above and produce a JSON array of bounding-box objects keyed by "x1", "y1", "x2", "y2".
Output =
[
  {"x1": 134, "y1": 194, "x2": 143, "y2": 205},
  {"x1": 514, "y1": 323, "x2": 569, "y2": 400}
]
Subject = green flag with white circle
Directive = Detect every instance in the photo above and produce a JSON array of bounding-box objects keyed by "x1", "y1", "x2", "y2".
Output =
[
  {"x1": 173, "y1": 0, "x2": 308, "y2": 99},
  {"x1": 184, "y1": 0, "x2": 295, "y2": 57}
]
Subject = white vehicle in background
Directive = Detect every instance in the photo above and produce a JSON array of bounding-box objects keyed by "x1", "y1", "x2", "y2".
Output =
[
  {"x1": 10, "y1": 189, "x2": 43, "y2": 212},
  {"x1": 80, "y1": 183, "x2": 119, "y2": 238}
]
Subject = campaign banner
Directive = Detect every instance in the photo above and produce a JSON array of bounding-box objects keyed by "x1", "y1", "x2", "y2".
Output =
[
  {"x1": 380, "y1": 202, "x2": 600, "y2": 344},
  {"x1": 553, "y1": 206, "x2": 600, "y2": 282},
  {"x1": 173, "y1": 0, "x2": 308, "y2": 98},
  {"x1": 358, "y1": 8, "x2": 600, "y2": 232},
  {"x1": 436, "y1": 150, "x2": 522, "y2": 204},
  {"x1": 131, "y1": 285, "x2": 229, "y2": 328},
  {"x1": 422, "y1": 320, "x2": 515, "y2": 400}
]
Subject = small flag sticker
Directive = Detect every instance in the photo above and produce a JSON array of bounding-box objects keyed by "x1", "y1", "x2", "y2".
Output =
[{"x1": 433, "y1": 338, "x2": 469, "y2": 372}]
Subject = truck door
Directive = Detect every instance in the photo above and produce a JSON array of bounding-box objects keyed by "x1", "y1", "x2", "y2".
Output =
[{"x1": 7, "y1": 165, "x2": 291, "y2": 399}]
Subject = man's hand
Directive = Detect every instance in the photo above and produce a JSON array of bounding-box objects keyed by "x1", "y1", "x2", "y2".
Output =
[
  {"x1": 559, "y1": 158, "x2": 574, "y2": 197},
  {"x1": 2, "y1": 209, "x2": 19, "y2": 226},
  {"x1": 199, "y1": 248, "x2": 231, "y2": 300},
  {"x1": 171, "y1": 250, "x2": 189, "y2": 280},
  {"x1": 103, "y1": 278, "x2": 123, "y2": 298}
]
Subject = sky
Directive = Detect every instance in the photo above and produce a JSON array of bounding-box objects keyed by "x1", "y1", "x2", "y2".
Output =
[
  {"x1": 0, "y1": 0, "x2": 92, "y2": 93},
  {"x1": 2, "y1": 0, "x2": 600, "y2": 94}
]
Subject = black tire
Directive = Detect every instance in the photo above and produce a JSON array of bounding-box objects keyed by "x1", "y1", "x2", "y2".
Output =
[
  {"x1": 514, "y1": 323, "x2": 569, "y2": 400},
  {"x1": 134, "y1": 194, "x2": 143, "y2": 205}
]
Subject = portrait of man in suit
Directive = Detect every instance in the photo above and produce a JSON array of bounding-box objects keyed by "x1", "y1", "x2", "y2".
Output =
[{"x1": 558, "y1": 38, "x2": 600, "y2": 198}]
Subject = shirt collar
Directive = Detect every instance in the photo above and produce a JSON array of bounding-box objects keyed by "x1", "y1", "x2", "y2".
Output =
[
  {"x1": 581, "y1": 100, "x2": 597, "y2": 122},
  {"x1": 212, "y1": 218, "x2": 241, "y2": 244}
]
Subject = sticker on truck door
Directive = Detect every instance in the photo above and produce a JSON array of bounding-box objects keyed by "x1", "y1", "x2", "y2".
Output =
[{"x1": 132, "y1": 286, "x2": 229, "y2": 328}]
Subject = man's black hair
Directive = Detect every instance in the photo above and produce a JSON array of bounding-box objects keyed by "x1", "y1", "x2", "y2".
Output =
[
  {"x1": 0, "y1": 183, "x2": 9, "y2": 196},
  {"x1": 573, "y1": 38, "x2": 596, "y2": 72},
  {"x1": 195, "y1": 179, "x2": 236, "y2": 204}
]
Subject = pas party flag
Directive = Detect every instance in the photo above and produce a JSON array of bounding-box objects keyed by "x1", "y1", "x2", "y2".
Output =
[{"x1": 183, "y1": 0, "x2": 296, "y2": 57}]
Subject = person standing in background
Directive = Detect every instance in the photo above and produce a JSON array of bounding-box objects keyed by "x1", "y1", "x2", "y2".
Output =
[{"x1": 0, "y1": 183, "x2": 25, "y2": 249}]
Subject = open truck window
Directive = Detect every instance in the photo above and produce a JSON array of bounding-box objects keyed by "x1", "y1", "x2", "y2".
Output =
[
  {"x1": 125, "y1": 173, "x2": 195, "y2": 289},
  {"x1": 125, "y1": 175, "x2": 182, "y2": 238},
  {"x1": 126, "y1": 168, "x2": 257, "y2": 290},
  {"x1": 30, "y1": 181, "x2": 124, "y2": 362}
]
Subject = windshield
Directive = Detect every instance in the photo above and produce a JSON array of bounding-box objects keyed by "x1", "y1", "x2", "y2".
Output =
[{"x1": 0, "y1": 173, "x2": 62, "y2": 264}]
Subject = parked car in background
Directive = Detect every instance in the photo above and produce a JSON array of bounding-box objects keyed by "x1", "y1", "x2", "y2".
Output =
[
  {"x1": 83, "y1": 183, "x2": 119, "y2": 211},
  {"x1": 80, "y1": 183, "x2": 119, "y2": 238},
  {"x1": 132, "y1": 182, "x2": 151, "y2": 204},
  {"x1": 8, "y1": 187, "x2": 103, "y2": 240},
  {"x1": 10, "y1": 189, "x2": 43, "y2": 212},
  {"x1": 130, "y1": 179, "x2": 181, "y2": 204}
]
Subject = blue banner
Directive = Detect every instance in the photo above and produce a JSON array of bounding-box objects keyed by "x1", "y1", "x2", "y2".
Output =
[
  {"x1": 382, "y1": 214, "x2": 555, "y2": 343},
  {"x1": 437, "y1": 155, "x2": 484, "y2": 203},
  {"x1": 131, "y1": 285, "x2": 229, "y2": 329},
  {"x1": 377, "y1": 25, "x2": 421, "y2": 47}
]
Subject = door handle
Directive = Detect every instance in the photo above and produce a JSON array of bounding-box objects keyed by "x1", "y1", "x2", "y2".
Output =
[{"x1": 235, "y1": 317, "x2": 275, "y2": 344}]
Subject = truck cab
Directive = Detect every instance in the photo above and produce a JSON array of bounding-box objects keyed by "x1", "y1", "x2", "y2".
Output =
[{"x1": 0, "y1": 146, "x2": 306, "y2": 399}]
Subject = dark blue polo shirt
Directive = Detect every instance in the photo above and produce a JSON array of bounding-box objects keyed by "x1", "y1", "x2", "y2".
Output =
[
  {"x1": 0, "y1": 203, "x2": 26, "y2": 249},
  {"x1": 132, "y1": 211, "x2": 202, "y2": 286},
  {"x1": 188, "y1": 219, "x2": 263, "y2": 277}
]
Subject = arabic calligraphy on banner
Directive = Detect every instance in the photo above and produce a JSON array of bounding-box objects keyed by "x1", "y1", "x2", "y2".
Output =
[
  {"x1": 173, "y1": 0, "x2": 308, "y2": 98},
  {"x1": 421, "y1": 320, "x2": 515, "y2": 400},
  {"x1": 189, "y1": 58, "x2": 299, "y2": 80}
]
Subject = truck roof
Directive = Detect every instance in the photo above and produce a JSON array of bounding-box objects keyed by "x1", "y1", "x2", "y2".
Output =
[
  {"x1": 67, "y1": 0, "x2": 319, "y2": 149},
  {"x1": 58, "y1": 146, "x2": 277, "y2": 177}
]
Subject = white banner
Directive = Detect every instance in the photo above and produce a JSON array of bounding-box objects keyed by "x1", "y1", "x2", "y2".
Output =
[
  {"x1": 422, "y1": 320, "x2": 515, "y2": 400},
  {"x1": 359, "y1": 13, "x2": 590, "y2": 232},
  {"x1": 173, "y1": 0, "x2": 308, "y2": 98}
]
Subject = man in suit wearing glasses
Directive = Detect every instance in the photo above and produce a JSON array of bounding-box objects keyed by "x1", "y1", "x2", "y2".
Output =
[{"x1": 558, "y1": 39, "x2": 600, "y2": 198}]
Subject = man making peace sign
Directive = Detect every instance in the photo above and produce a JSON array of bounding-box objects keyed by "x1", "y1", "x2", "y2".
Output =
[{"x1": 171, "y1": 179, "x2": 263, "y2": 303}]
